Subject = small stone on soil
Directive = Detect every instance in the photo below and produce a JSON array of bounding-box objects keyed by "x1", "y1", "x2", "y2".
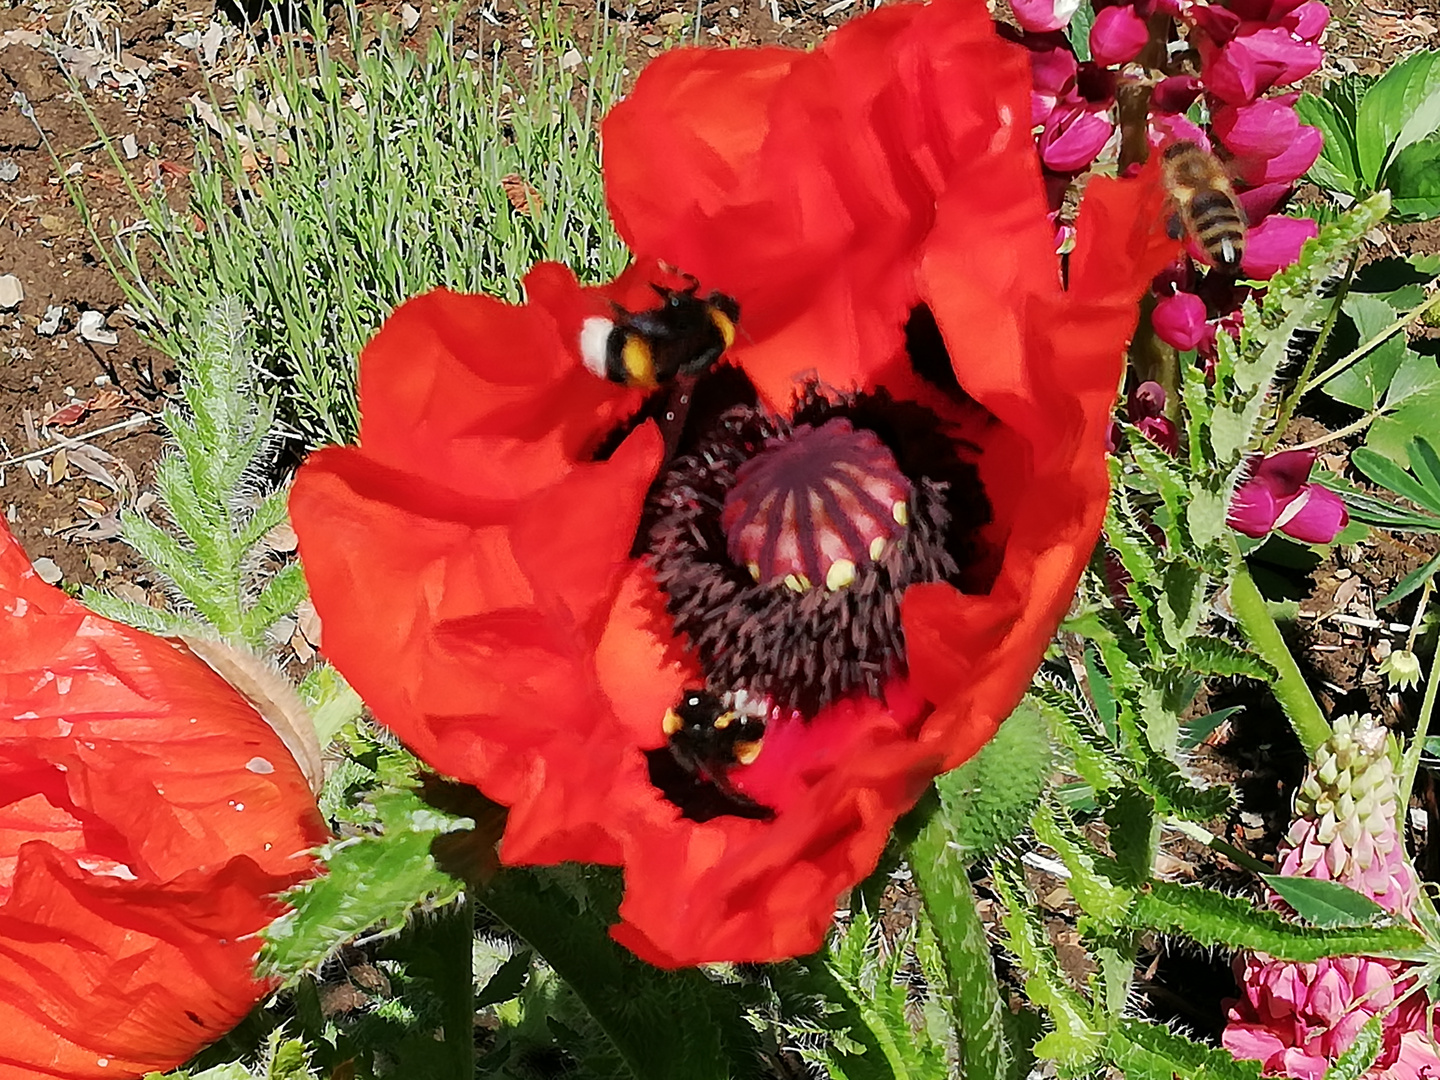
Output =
[
  {"x1": 31, "y1": 557, "x2": 63, "y2": 585},
  {"x1": 37, "y1": 305, "x2": 63, "y2": 336},
  {"x1": 76, "y1": 310, "x2": 119, "y2": 345},
  {"x1": 0, "y1": 159, "x2": 17, "y2": 182},
  {"x1": 0, "y1": 275, "x2": 22, "y2": 310}
]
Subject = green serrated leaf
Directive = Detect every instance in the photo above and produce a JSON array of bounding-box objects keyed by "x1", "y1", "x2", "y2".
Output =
[
  {"x1": 261, "y1": 787, "x2": 469, "y2": 978},
  {"x1": 1177, "y1": 637, "x2": 1276, "y2": 680},
  {"x1": 1296, "y1": 92, "x2": 1361, "y2": 195},
  {"x1": 1083, "y1": 646, "x2": 1117, "y2": 739},
  {"x1": 1129, "y1": 881, "x2": 1425, "y2": 959},
  {"x1": 1262, "y1": 876, "x2": 1389, "y2": 926},
  {"x1": 1031, "y1": 800, "x2": 1134, "y2": 925},
  {"x1": 935, "y1": 700, "x2": 1053, "y2": 861},
  {"x1": 1357, "y1": 49, "x2": 1440, "y2": 185},
  {"x1": 1323, "y1": 1013, "x2": 1386, "y2": 1080},
  {"x1": 1388, "y1": 134, "x2": 1440, "y2": 220},
  {"x1": 1107, "y1": 1017, "x2": 1263, "y2": 1080}
]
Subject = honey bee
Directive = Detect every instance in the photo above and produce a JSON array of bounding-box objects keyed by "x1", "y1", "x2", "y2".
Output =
[
  {"x1": 579, "y1": 278, "x2": 740, "y2": 390},
  {"x1": 1160, "y1": 140, "x2": 1247, "y2": 273},
  {"x1": 649, "y1": 688, "x2": 773, "y2": 822}
]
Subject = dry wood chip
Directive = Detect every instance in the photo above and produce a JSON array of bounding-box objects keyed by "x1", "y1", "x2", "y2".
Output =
[{"x1": 31, "y1": 557, "x2": 62, "y2": 584}]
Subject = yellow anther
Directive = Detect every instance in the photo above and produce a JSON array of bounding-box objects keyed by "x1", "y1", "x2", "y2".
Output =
[
  {"x1": 892, "y1": 500, "x2": 909, "y2": 526},
  {"x1": 733, "y1": 739, "x2": 763, "y2": 766},
  {"x1": 783, "y1": 573, "x2": 811, "y2": 594},
  {"x1": 869, "y1": 537, "x2": 886, "y2": 561},
  {"x1": 747, "y1": 561, "x2": 762, "y2": 582},
  {"x1": 662, "y1": 708, "x2": 683, "y2": 737},
  {"x1": 825, "y1": 559, "x2": 857, "y2": 591},
  {"x1": 713, "y1": 711, "x2": 735, "y2": 730}
]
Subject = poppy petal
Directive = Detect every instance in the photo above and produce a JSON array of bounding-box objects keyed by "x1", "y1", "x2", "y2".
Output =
[{"x1": 0, "y1": 523, "x2": 325, "y2": 1079}]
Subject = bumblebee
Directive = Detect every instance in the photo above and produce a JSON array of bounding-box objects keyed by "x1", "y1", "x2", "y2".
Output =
[
  {"x1": 648, "y1": 688, "x2": 772, "y2": 822},
  {"x1": 579, "y1": 279, "x2": 740, "y2": 390},
  {"x1": 1160, "y1": 140, "x2": 1247, "y2": 273}
]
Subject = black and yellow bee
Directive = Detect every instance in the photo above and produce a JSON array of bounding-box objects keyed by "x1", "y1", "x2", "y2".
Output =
[
  {"x1": 647, "y1": 688, "x2": 772, "y2": 822},
  {"x1": 1160, "y1": 140, "x2": 1247, "y2": 273},
  {"x1": 579, "y1": 280, "x2": 740, "y2": 390}
]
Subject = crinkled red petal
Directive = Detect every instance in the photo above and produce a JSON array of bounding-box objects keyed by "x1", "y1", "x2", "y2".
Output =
[
  {"x1": 0, "y1": 523, "x2": 326, "y2": 1079},
  {"x1": 604, "y1": 0, "x2": 1046, "y2": 407},
  {"x1": 292, "y1": 7, "x2": 1177, "y2": 968}
]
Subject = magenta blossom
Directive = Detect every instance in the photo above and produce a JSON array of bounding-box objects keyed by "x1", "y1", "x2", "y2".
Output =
[
  {"x1": 1108, "y1": 380, "x2": 1179, "y2": 454},
  {"x1": 1214, "y1": 99, "x2": 1323, "y2": 185},
  {"x1": 1090, "y1": 4, "x2": 1149, "y2": 65},
  {"x1": 1013, "y1": 0, "x2": 1084, "y2": 32},
  {"x1": 1242, "y1": 214, "x2": 1320, "y2": 278},
  {"x1": 1228, "y1": 449, "x2": 1348, "y2": 543},
  {"x1": 1152, "y1": 291, "x2": 1213, "y2": 352},
  {"x1": 1201, "y1": 27, "x2": 1324, "y2": 104}
]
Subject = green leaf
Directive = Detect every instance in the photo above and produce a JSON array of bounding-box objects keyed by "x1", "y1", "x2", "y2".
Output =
[
  {"x1": 1388, "y1": 134, "x2": 1440, "y2": 220},
  {"x1": 1324, "y1": 1014, "x2": 1386, "y2": 1080},
  {"x1": 1369, "y1": 387, "x2": 1440, "y2": 466},
  {"x1": 1176, "y1": 637, "x2": 1276, "y2": 680},
  {"x1": 1106, "y1": 1017, "x2": 1263, "y2": 1080},
  {"x1": 297, "y1": 664, "x2": 364, "y2": 746},
  {"x1": 1356, "y1": 49, "x2": 1440, "y2": 185},
  {"x1": 1179, "y1": 705, "x2": 1244, "y2": 750},
  {"x1": 1352, "y1": 446, "x2": 1440, "y2": 514},
  {"x1": 260, "y1": 786, "x2": 469, "y2": 978},
  {"x1": 1296, "y1": 92, "x2": 1361, "y2": 195},
  {"x1": 1262, "y1": 876, "x2": 1389, "y2": 926},
  {"x1": 1383, "y1": 351, "x2": 1440, "y2": 410},
  {"x1": 1379, "y1": 550, "x2": 1440, "y2": 606},
  {"x1": 482, "y1": 868, "x2": 767, "y2": 1080},
  {"x1": 1129, "y1": 881, "x2": 1425, "y2": 960},
  {"x1": 1066, "y1": 0, "x2": 1096, "y2": 62},
  {"x1": 934, "y1": 700, "x2": 1052, "y2": 861},
  {"x1": 475, "y1": 948, "x2": 531, "y2": 1009},
  {"x1": 1325, "y1": 296, "x2": 1408, "y2": 409}
]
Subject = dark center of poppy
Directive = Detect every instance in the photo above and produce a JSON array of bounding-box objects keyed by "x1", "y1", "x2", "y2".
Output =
[
  {"x1": 645, "y1": 386, "x2": 987, "y2": 720},
  {"x1": 622, "y1": 308, "x2": 995, "y2": 822},
  {"x1": 721, "y1": 418, "x2": 912, "y2": 593}
]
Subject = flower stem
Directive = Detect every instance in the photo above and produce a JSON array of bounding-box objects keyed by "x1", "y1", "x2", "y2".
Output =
[
  {"x1": 404, "y1": 895, "x2": 476, "y2": 1080},
  {"x1": 1303, "y1": 288, "x2": 1440, "y2": 396},
  {"x1": 909, "y1": 795, "x2": 1016, "y2": 1080},
  {"x1": 1398, "y1": 580, "x2": 1437, "y2": 806},
  {"x1": 1229, "y1": 559, "x2": 1330, "y2": 756},
  {"x1": 1264, "y1": 251, "x2": 1358, "y2": 452}
]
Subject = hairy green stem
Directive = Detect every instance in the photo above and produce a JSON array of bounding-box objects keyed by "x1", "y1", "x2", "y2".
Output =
[
  {"x1": 909, "y1": 804, "x2": 1014, "y2": 1080},
  {"x1": 1165, "y1": 818, "x2": 1272, "y2": 875},
  {"x1": 1265, "y1": 251, "x2": 1359, "y2": 452},
  {"x1": 410, "y1": 895, "x2": 476, "y2": 1080},
  {"x1": 1229, "y1": 560, "x2": 1330, "y2": 756}
]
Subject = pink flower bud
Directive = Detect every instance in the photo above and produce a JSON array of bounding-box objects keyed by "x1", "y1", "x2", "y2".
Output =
[
  {"x1": 1039, "y1": 102, "x2": 1115, "y2": 171},
  {"x1": 1152, "y1": 74, "x2": 1203, "y2": 113},
  {"x1": 1148, "y1": 112, "x2": 1210, "y2": 150},
  {"x1": 1152, "y1": 291, "x2": 1210, "y2": 351},
  {"x1": 1241, "y1": 214, "x2": 1319, "y2": 278},
  {"x1": 1227, "y1": 450, "x2": 1349, "y2": 543},
  {"x1": 1030, "y1": 47, "x2": 1079, "y2": 121},
  {"x1": 1012, "y1": 0, "x2": 1083, "y2": 33},
  {"x1": 1281, "y1": 0, "x2": 1329, "y2": 39},
  {"x1": 1090, "y1": 5, "x2": 1150, "y2": 65}
]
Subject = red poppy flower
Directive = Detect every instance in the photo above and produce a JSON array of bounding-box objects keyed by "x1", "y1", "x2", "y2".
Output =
[
  {"x1": 290, "y1": 0, "x2": 1176, "y2": 967},
  {"x1": 0, "y1": 522, "x2": 327, "y2": 1079}
]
